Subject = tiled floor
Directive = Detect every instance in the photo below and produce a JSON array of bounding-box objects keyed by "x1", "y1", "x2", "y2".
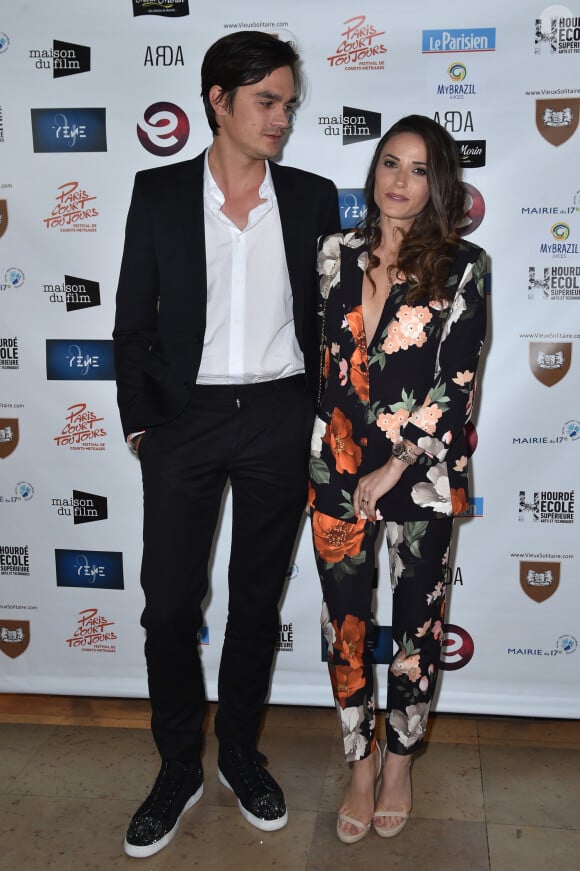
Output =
[{"x1": 1, "y1": 696, "x2": 579, "y2": 870}]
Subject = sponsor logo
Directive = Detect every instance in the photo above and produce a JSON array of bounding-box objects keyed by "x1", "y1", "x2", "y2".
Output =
[
  {"x1": 436, "y1": 62, "x2": 477, "y2": 99},
  {"x1": 53, "y1": 403, "x2": 107, "y2": 451},
  {"x1": 0, "y1": 481, "x2": 33, "y2": 504},
  {"x1": 29, "y1": 40, "x2": 90, "y2": 77},
  {"x1": 144, "y1": 45, "x2": 184, "y2": 66},
  {"x1": 0, "y1": 337, "x2": 18, "y2": 370},
  {"x1": 528, "y1": 266, "x2": 580, "y2": 300},
  {"x1": 538, "y1": 222, "x2": 579, "y2": 257},
  {"x1": 327, "y1": 15, "x2": 387, "y2": 71},
  {"x1": 55, "y1": 550, "x2": 123, "y2": 590},
  {"x1": 458, "y1": 182, "x2": 485, "y2": 236},
  {"x1": 31, "y1": 108, "x2": 107, "y2": 153},
  {"x1": 0, "y1": 545, "x2": 30, "y2": 576},
  {"x1": 137, "y1": 102, "x2": 189, "y2": 156},
  {"x1": 465, "y1": 420, "x2": 479, "y2": 456},
  {"x1": 0, "y1": 199, "x2": 7, "y2": 238},
  {"x1": 0, "y1": 620, "x2": 30, "y2": 658},
  {"x1": 0, "y1": 33, "x2": 9, "y2": 53},
  {"x1": 434, "y1": 109, "x2": 474, "y2": 133},
  {"x1": 339, "y1": 188, "x2": 367, "y2": 229},
  {"x1": 444, "y1": 564, "x2": 465, "y2": 586},
  {"x1": 458, "y1": 496, "x2": 484, "y2": 517},
  {"x1": 43, "y1": 181, "x2": 99, "y2": 233},
  {"x1": 277, "y1": 622, "x2": 294, "y2": 652},
  {"x1": 318, "y1": 106, "x2": 382, "y2": 144},
  {"x1": 46, "y1": 340, "x2": 115, "y2": 380},
  {"x1": 520, "y1": 560, "x2": 560, "y2": 602},
  {"x1": 513, "y1": 418, "x2": 580, "y2": 444},
  {"x1": 536, "y1": 98, "x2": 579, "y2": 145},
  {"x1": 519, "y1": 489, "x2": 575, "y2": 523},
  {"x1": 65, "y1": 607, "x2": 117, "y2": 652},
  {"x1": 529, "y1": 341, "x2": 572, "y2": 385},
  {"x1": 439, "y1": 623, "x2": 474, "y2": 670},
  {"x1": 197, "y1": 626, "x2": 209, "y2": 645},
  {"x1": 0, "y1": 104, "x2": 4, "y2": 143},
  {"x1": 43, "y1": 274, "x2": 101, "y2": 310},
  {"x1": 535, "y1": 7, "x2": 580, "y2": 54},
  {"x1": 456, "y1": 139, "x2": 486, "y2": 167},
  {"x1": 286, "y1": 563, "x2": 299, "y2": 580},
  {"x1": 1, "y1": 267, "x2": 24, "y2": 291},
  {"x1": 132, "y1": 0, "x2": 189, "y2": 16},
  {"x1": 321, "y1": 624, "x2": 393, "y2": 664},
  {"x1": 51, "y1": 490, "x2": 108, "y2": 523},
  {"x1": 422, "y1": 28, "x2": 496, "y2": 53},
  {"x1": 0, "y1": 419, "x2": 19, "y2": 459},
  {"x1": 507, "y1": 635, "x2": 577, "y2": 655}
]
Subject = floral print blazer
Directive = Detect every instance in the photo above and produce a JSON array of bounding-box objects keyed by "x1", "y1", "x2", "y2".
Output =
[{"x1": 310, "y1": 231, "x2": 488, "y2": 521}]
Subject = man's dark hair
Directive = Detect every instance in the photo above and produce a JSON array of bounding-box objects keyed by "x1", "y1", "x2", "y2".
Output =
[{"x1": 201, "y1": 31, "x2": 300, "y2": 135}]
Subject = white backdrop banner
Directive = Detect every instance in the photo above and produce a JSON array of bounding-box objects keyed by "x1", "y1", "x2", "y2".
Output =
[{"x1": 1, "y1": 0, "x2": 579, "y2": 718}]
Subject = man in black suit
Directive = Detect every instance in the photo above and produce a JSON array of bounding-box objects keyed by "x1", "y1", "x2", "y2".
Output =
[{"x1": 113, "y1": 31, "x2": 339, "y2": 858}]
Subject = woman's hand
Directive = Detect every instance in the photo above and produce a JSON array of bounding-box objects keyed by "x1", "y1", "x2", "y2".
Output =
[{"x1": 354, "y1": 442, "x2": 423, "y2": 520}]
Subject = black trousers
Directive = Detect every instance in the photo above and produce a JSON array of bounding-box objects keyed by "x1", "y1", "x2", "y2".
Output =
[{"x1": 138, "y1": 375, "x2": 313, "y2": 762}]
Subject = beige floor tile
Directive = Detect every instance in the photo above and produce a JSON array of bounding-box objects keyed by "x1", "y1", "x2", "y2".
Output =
[
  {"x1": 426, "y1": 713, "x2": 479, "y2": 745},
  {"x1": 306, "y1": 813, "x2": 489, "y2": 870},
  {"x1": 487, "y1": 824, "x2": 580, "y2": 871},
  {"x1": 478, "y1": 716, "x2": 580, "y2": 749},
  {"x1": 5, "y1": 725, "x2": 159, "y2": 800},
  {"x1": 261, "y1": 703, "x2": 338, "y2": 736},
  {"x1": 481, "y1": 745, "x2": 580, "y2": 828},
  {"x1": 0, "y1": 724, "x2": 59, "y2": 792}
]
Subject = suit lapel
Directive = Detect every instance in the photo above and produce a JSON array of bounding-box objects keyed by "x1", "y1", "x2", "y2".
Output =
[{"x1": 270, "y1": 161, "x2": 305, "y2": 338}]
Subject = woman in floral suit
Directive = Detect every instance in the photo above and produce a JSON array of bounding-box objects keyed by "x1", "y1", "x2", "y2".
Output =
[{"x1": 309, "y1": 115, "x2": 487, "y2": 844}]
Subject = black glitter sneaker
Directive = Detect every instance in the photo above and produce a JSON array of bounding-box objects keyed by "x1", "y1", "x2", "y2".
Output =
[
  {"x1": 124, "y1": 759, "x2": 204, "y2": 858},
  {"x1": 217, "y1": 745, "x2": 288, "y2": 831}
]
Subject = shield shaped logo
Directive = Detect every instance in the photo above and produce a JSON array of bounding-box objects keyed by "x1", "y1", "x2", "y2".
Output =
[
  {"x1": 0, "y1": 418, "x2": 19, "y2": 458},
  {"x1": 0, "y1": 621, "x2": 30, "y2": 658},
  {"x1": 520, "y1": 561, "x2": 560, "y2": 603},
  {"x1": 529, "y1": 342, "x2": 571, "y2": 386},
  {"x1": 536, "y1": 99, "x2": 580, "y2": 146},
  {"x1": 0, "y1": 199, "x2": 7, "y2": 239}
]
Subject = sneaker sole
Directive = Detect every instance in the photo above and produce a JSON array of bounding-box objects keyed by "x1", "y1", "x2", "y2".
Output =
[
  {"x1": 217, "y1": 767, "x2": 288, "y2": 832},
  {"x1": 123, "y1": 782, "x2": 204, "y2": 858}
]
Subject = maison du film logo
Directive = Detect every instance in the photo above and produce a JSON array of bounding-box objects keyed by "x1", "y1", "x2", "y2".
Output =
[
  {"x1": 0, "y1": 337, "x2": 18, "y2": 370},
  {"x1": 137, "y1": 102, "x2": 190, "y2": 156},
  {"x1": 535, "y1": 6, "x2": 580, "y2": 53},
  {"x1": 53, "y1": 403, "x2": 107, "y2": 451},
  {"x1": 29, "y1": 40, "x2": 90, "y2": 76},
  {"x1": 31, "y1": 109, "x2": 107, "y2": 153},
  {"x1": 42, "y1": 275, "x2": 101, "y2": 311},
  {"x1": 46, "y1": 340, "x2": 115, "y2": 381},
  {"x1": 519, "y1": 489, "x2": 575, "y2": 523},
  {"x1": 529, "y1": 340, "x2": 572, "y2": 386},
  {"x1": 1, "y1": 267, "x2": 24, "y2": 292},
  {"x1": 318, "y1": 106, "x2": 381, "y2": 144},
  {"x1": 133, "y1": 0, "x2": 189, "y2": 16},
  {"x1": 520, "y1": 560, "x2": 560, "y2": 602},
  {"x1": 327, "y1": 15, "x2": 387, "y2": 71},
  {"x1": 51, "y1": 490, "x2": 108, "y2": 524},
  {"x1": 529, "y1": 265, "x2": 580, "y2": 300},
  {"x1": 536, "y1": 99, "x2": 579, "y2": 146},
  {"x1": 65, "y1": 608, "x2": 117, "y2": 653},
  {"x1": 0, "y1": 544, "x2": 29, "y2": 576},
  {"x1": 55, "y1": 550, "x2": 123, "y2": 590},
  {"x1": 422, "y1": 27, "x2": 496, "y2": 53},
  {"x1": 43, "y1": 181, "x2": 99, "y2": 233},
  {"x1": 0, "y1": 418, "x2": 19, "y2": 459}
]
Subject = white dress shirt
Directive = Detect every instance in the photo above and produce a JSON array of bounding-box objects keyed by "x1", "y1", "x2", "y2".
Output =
[{"x1": 196, "y1": 151, "x2": 304, "y2": 384}]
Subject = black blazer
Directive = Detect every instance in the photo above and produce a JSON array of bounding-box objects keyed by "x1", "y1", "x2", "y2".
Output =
[{"x1": 113, "y1": 151, "x2": 340, "y2": 436}]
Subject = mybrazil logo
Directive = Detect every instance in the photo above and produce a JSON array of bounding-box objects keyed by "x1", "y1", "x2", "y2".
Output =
[
  {"x1": 422, "y1": 27, "x2": 496, "y2": 53},
  {"x1": 46, "y1": 340, "x2": 115, "y2": 380},
  {"x1": 31, "y1": 109, "x2": 107, "y2": 153},
  {"x1": 55, "y1": 549, "x2": 123, "y2": 590}
]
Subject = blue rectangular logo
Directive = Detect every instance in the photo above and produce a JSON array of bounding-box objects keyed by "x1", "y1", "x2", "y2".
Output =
[
  {"x1": 46, "y1": 340, "x2": 115, "y2": 380},
  {"x1": 55, "y1": 549, "x2": 124, "y2": 590},
  {"x1": 459, "y1": 497, "x2": 484, "y2": 518},
  {"x1": 338, "y1": 188, "x2": 367, "y2": 230},
  {"x1": 422, "y1": 28, "x2": 496, "y2": 53},
  {"x1": 31, "y1": 108, "x2": 107, "y2": 152},
  {"x1": 321, "y1": 624, "x2": 393, "y2": 664}
]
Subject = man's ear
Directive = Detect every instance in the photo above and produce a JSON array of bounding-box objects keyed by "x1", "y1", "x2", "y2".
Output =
[{"x1": 209, "y1": 85, "x2": 227, "y2": 117}]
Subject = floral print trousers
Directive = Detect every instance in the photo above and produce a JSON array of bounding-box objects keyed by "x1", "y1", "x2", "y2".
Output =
[{"x1": 312, "y1": 510, "x2": 453, "y2": 762}]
